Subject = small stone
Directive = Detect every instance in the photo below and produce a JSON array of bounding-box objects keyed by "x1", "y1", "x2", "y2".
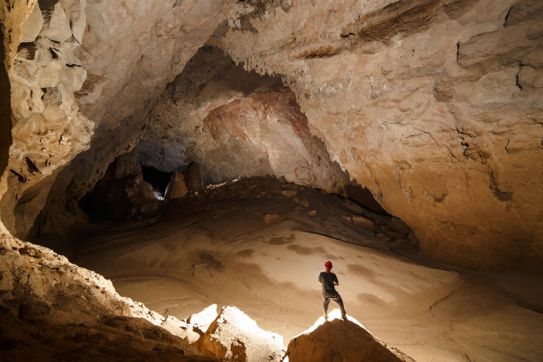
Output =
[
  {"x1": 263, "y1": 213, "x2": 283, "y2": 224},
  {"x1": 281, "y1": 190, "x2": 297, "y2": 198},
  {"x1": 294, "y1": 196, "x2": 310, "y2": 208},
  {"x1": 351, "y1": 215, "x2": 375, "y2": 231},
  {"x1": 345, "y1": 200, "x2": 364, "y2": 214},
  {"x1": 376, "y1": 233, "x2": 391, "y2": 242}
]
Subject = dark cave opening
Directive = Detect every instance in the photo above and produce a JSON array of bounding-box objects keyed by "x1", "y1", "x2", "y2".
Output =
[
  {"x1": 344, "y1": 183, "x2": 389, "y2": 216},
  {"x1": 78, "y1": 154, "x2": 165, "y2": 222},
  {"x1": 141, "y1": 165, "x2": 172, "y2": 196}
]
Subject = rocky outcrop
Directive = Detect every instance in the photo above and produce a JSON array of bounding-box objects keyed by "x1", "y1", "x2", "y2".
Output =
[
  {"x1": 0, "y1": 234, "x2": 286, "y2": 360},
  {"x1": 193, "y1": 306, "x2": 285, "y2": 361},
  {"x1": 0, "y1": 0, "x2": 234, "y2": 240},
  {"x1": 1, "y1": 0, "x2": 542, "y2": 269},
  {"x1": 211, "y1": 0, "x2": 543, "y2": 268},
  {"x1": 286, "y1": 313, "x2": 412, "y2": 362},
  {"x1": 165, "y1": 170, "x2": 189, "y2": 199},
  {"x1": 140, "y1": 46, "x2": 347, "y2": 193},
  {"x1": 0, "y1": 234, "x2": 202, "y2": 360},
  {"x1": 78, "y1": 150, "x2": 160, "y2": 223}
]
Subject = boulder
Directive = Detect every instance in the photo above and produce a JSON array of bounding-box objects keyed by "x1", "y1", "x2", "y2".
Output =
[
  {"x1": 165, "y1": 171, "x2": 189, "y2": 199},
  {"x1": 195, "y1": 306, "x2": 285, "y2": 362},
  {"x1": 286, "y1": 311, "x2": 412, "y2": 362}
]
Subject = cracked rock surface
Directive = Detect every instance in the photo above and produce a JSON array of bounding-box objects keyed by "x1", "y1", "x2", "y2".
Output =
[
  {"x1": 1, "y1": 0, "x2": 542, "y2": 269},
  {"x1": 211, "y1": 0, "x2": 543, "y2": 268}
]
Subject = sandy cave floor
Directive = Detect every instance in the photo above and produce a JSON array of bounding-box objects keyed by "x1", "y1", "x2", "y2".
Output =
[{"x1": 72, "y1": 178, "x2": 543, "y2": 362}]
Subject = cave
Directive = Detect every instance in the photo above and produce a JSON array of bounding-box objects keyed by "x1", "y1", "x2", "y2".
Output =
[{"x1": 1, "y1": 1, "x2": 543, "y2": 361}]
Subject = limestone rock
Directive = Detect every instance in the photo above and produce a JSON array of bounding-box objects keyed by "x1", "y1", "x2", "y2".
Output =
[
  {"x1": 1, "y1": 0, "x2": 235, "y2": 242},
  {"x1": 281, "y1": 190, "x2": 298, "y2": 198},
  {"x1": 0, "y1": 234, "x2": 199, "y2": 359},
  {"x1": 139, "y1": 46, "x2": 348, "y2": 193},
  {"x1": 165, "y1": 170, "x2": 189, "y2": 199},
  {"x1": 187, "y1": 161, "x2": 204, "y2": 192},
  {"x1": 195, "y1": 306, "x2": 285, "y2": 362},
  {"x1": 286, "y1": 315, "x2": 411, "y2": 362},
  {"x1": 212, "y1": 0, "x2": 543, "y2": 268},
  {"x1": 263, "y1": 213, "x2": 283, "y2": 224},
  {"x1": 41, "y1": 3, "x2": 72, "y2": 43},
  {"x1": 351, "y1": 215, "x2": 376, "y2": 231},
  {"x1": 20, "y1": 2, "x2": 43, "y2": 43}
]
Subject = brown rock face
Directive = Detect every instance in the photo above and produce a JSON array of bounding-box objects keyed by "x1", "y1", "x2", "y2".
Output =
[
  {"x1": 0, "y1": 235, "x2": 201, "y2": 360},
  {"x1": 211, "y1": 0, "x2": 543, "y2": 268},
  {"x1": 1, "y1": 1, "x2": 542, "y2": 269},
  {"x1": 0, "y1": 0, "x2": 234, "y2": 239},
  {"x1": 165, "y1": 171, "x2": 189, "y2": 199},
  {"x1": 286, "y1": 318, "x2": 411, "y2": 362},
  {"x1": 194, "y1": 306, "x2": 285, "y2": 362},
  {"x1": 139, "y1": 46, "x2": 347, "y2": 193}
]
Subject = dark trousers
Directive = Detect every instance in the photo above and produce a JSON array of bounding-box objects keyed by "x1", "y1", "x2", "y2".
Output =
[{"x1": 323, "y1": 293, "x2": 346, "y2": 316}]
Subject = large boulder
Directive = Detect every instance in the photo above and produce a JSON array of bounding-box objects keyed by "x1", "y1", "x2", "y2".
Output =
[
  {"x1": 286, "y1": 312, "x2": 412, "y2": 362},
  {"x1": 165, "y1": 170, "x2": 189, "y2": 199},
  {"x1": 0, "y1": 234, "x2": 199, "y2": 360},
  {"x1": 195, "y1": 306, "x2": 285, "y2": 362}
]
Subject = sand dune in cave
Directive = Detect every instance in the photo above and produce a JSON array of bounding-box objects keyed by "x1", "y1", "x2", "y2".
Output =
[{"x1": 75, "y1": 179, "x2": 543, "y2": 362}]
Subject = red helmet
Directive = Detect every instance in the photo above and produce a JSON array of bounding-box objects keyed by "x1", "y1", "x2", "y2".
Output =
[{"x1": 324, "y1": 259, "x2": 333, "y2": 270}]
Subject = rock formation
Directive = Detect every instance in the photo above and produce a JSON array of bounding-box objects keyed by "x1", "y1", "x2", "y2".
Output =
[
  {"x1": 208, "y1": 0, "x2": 543, "y2": 268},
  {"x1": 194, "y1": 306, "x2": 285, "y2": 361},
  {"x1": 1, "y1": 0, "x2": 542, "y2": 269},
  {"x1": 2, "y1": 1, "x2": 542, "y2": 360},
  {"x1": 0, "y1": 233, "x2": 286, "y2": 361},
  {"x1": 139, "y1": 45, "x2": 347, "y2": 192},
  {"x1": 0, "y1": 234, "x2": 197, "y2": 360},
  {"x1": 0, "y1": 0, "x2": 235, "y2": 239},
  {"x1": 165, "y1": 170, "x2": 189, "y2": 199},
  {"x1": 79, "y1": 150, "x2": 159, "y2": 223},
  {"x1": 286, "y1": 312, "x2": 412, "y2": 362}
]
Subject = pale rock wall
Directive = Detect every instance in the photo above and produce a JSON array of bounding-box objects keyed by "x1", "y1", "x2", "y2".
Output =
[
  {"x1": 3, "y1": 0, "x2": 93, "y2": 237},
  {"x1": 0, "y1": 1, "x2": 38, "y2": 235},
  {"x1": 211, "y1": 0, "x2": 543, "y2": 268},
  {"x1": 141, "y1": 47, "x2": 347, "y2": 193},
  {"x1": 1, "y1": 0, "x2": 234, "y2": 239}
]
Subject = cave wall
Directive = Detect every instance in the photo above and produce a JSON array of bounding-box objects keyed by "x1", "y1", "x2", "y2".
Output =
[
  {"x1": 140, "y1": 46, "x2": 348, "y2": 192},
  {"x1": 1, "y1": 0, "x2": 541, "y2": 269},
  {"x1": 210, "y1": 0, "x2": 543, "y2": 268},
  {"x1": 1, "y1": 0, "x2": 235, "y2": 239}
]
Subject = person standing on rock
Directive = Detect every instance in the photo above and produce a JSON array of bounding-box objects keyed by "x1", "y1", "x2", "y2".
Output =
[{"x1": 319, "y1": 259, "x2": 347, "y2": 321}]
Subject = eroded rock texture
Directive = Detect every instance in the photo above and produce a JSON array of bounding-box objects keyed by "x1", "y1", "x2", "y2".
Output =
[
  {"x1": 286, "y1": 317, "x2": 411, "y2": 362},
  {"x1": 1, "y1": 0, "x2": 233, "y2": 238},
  {"x1": 0, "y1": 234, "x2": 197, "y2": 360},
  {"x1": 0, "y1": 234, "x2": 286, "y2": 360},
  {"x1": 211, "y1": 0, "x2": 543, "y2": 268},
  {"x1": 139, "y1": 46, "x2": 347, "y2": 192},
  {"x1": 1, "y1": 0, "x2": 542, "y2": 269}
]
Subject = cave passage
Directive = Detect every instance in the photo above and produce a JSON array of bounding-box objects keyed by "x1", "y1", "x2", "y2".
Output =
[
  {"x1": 3, "y1": 1, "x2": 543, "y2": 359},
  {"x1": 140, "y1": 165, "x2": 172, "y2": 196}
]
